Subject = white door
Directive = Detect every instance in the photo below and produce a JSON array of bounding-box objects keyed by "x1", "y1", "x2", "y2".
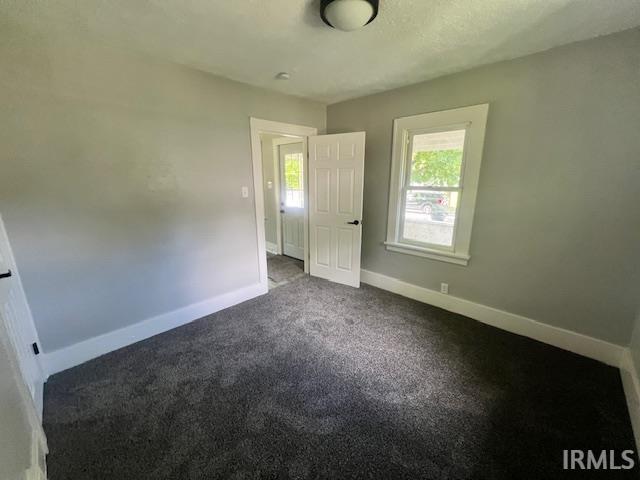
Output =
[
  {"x1": 0, "y1": 216, "x2": 48, "y2": 479},
  {"x1": 279, "y1": 142, "x2": 305, "y2": 261},
  {"x1": 0, "y1": 216, "x2": 44, "y2": 405},
  {"x1": 309, "y1": 132, "x2": 365, "y2": 287},
  {"x1": 0, "y1": 315, "x2": 48, "y2": 480}
]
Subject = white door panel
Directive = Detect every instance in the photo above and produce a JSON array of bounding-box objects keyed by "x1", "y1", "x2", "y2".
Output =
[
  {"x1": 309, "y1": 132, "x2": 365, "y2": 287},
  {"x1": 279, "y1": 142, "x2": 305, "y2": 260},
  {"x1": 0, "y1": 215, "x2": 48, "y2": 479},
  {"x1": 0, "y1": 216, "x2": 43, "y2": 404},
  {"x1": 282, "y1": 214, "x2": 304, "y2": 260}
]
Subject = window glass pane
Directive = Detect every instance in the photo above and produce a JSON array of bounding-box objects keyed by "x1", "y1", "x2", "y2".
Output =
[
  {"x1": 403, "y1": 190, "x2": 458, "y2": 247},
  {"x1": 409, "y1": 129, "x2": 466, "y2": 187},
  {"x1": 284, "y1": 153, "x2": 304, "y2": 208}
]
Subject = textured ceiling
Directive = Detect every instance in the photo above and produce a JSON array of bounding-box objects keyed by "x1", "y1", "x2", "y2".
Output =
[{"x1": 2, "y1": 0, "x2": 640, "y2": 103}]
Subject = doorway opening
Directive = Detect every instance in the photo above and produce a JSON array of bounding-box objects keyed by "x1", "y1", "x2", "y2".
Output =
[
  {"x1": 250, "y1": 118, "x2": 366, "y2": 291},
  {"x1": 263, "y1": 134, "x2": 306, "y2": 288},
  {"x1": 250, "y1": 119, "x2": 317, "y2": 291}
]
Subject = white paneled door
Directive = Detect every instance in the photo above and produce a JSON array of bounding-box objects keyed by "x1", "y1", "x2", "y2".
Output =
[
  {"x1": 0, "y1": 216, "x2": 48, "y2": 479},
  {"x1": 279, "y1": 142, "x2": 305, "y2": 261},
  {"x1": 0, "y1": 216, "x2": 43, "y2": 404},
  {"x1": 309, "y1": 132, "x2": 365, "y2": 287}
]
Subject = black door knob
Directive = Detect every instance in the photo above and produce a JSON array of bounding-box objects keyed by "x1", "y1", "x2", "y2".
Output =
[
  {"x1": 347, "y1": 220, "x2": 360, "y2": 225},
  {"x1": 0, "y1": 270, "x2": 12, "y2": 279}
]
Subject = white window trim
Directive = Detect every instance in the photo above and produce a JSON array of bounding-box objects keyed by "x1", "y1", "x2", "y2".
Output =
[{"x1": 385, "y1": 104, "x2": 489, "y2": 266}]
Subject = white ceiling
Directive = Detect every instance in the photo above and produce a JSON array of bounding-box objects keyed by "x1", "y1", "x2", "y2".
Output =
[{"x1": 2, "y1": 0, "x2": 640, "y2": 104}]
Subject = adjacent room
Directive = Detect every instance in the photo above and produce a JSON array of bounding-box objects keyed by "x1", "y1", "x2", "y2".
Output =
[
  {"x1": 259, "y1": 132, "x2": 307, "y2": 289},
  {"x1": 1, "y1": 1, "x2": 640, "y2": 479}
]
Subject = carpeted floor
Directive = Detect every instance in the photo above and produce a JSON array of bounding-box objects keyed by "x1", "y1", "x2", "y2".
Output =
[
  {"x1": 44, "y1": 276, "x2": 637, "y2": 479},
  {"x1": 267, "y1": 253, "x2": 304, "y2": 288}
]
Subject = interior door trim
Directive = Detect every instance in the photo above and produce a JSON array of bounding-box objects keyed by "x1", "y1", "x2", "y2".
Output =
[{"x1": 249, "y1": 118, "x2": 318, "y2": 290}]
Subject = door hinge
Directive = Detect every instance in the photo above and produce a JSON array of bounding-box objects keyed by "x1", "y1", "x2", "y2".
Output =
[{"x1": 32, "y1": 342, "x2": 40, "y2": 355}]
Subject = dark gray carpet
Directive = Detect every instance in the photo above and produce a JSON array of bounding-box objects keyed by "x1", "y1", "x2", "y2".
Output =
[
  {"x1": 44, "y1": 276, "x2": 637, "y2": 479},
  {"x1": 267, "y1": 254, "x2": 304, "y2": 284}
]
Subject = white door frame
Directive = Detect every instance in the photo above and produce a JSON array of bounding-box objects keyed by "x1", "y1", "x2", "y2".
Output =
[
  {"x1": 249, "y1": 118, "x2": 318, "y2": 289},
  {"x1": 272, "y1": 136, "x2": 306, "y2": 257}
]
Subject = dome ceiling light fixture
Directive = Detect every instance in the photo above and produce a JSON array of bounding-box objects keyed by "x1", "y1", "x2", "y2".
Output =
[{"x1": 320, "y1": 0, "x2": 379, "y2": 32}]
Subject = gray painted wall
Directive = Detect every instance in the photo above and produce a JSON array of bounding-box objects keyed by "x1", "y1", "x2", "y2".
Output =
[
  {"x1": 0, "y1": 32, "x2": 325, "y2": 352},
  {"x1": 327, "y1": 28, "x2": 640, "y2": 345}
]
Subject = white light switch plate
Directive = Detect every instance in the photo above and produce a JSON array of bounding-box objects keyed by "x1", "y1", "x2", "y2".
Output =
[{"x1": 241, "y1": 186, "x2": 249, "y2": 198}]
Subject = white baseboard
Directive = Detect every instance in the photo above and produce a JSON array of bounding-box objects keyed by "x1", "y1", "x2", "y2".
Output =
[
  {"x1": 360, "y1": 269, "x2": 624, "y2": 367},
  {"x1": 266, "y1": 241, "x2": 279, "y2": 255},
  {"x1": 620, "y1": 350, "x2": 640, "y2": 452},
  {"x1": 42, "y1": 282, "x2": 267, "y2": 377}
]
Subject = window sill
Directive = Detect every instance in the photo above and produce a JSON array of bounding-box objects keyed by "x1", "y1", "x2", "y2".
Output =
[{"x1": 384, "y1": 241, "x2": 470, "y2": 266}]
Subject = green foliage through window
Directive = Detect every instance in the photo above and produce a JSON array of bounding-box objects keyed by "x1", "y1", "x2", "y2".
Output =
[
  {"x1": 284, "y1": 155, "x2": 302, "y2": 190},
  {"x1": 411, "y1": 149, "x2": 462, "y2": 187}
]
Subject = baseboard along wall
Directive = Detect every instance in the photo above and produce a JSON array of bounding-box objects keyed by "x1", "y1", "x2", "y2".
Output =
[
  {"x1": 266, "y1": 242, "x2": 279, "y2": 255},
  {"x1": 360, "y1": 269, "x2": 623, "y2": 367},
  {"x1": 620, "y1": 351, "x2": 640, "y2": 453},
  {"x1": 43, "y1": 269, "x2": 625, "y2": 374},
  {"x1": 42, "y1": 282, "x2": 267, "y2": 377}
]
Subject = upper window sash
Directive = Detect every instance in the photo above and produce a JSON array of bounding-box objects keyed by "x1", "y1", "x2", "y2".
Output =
[{"x1": 403, "y1": 123, "x2": 470, "y2": 191}]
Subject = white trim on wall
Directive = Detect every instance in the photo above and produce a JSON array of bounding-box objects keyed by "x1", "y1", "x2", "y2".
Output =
[
  {"x1": 249, "y1": 118, "x2": 318, "y2": 282},
  {"x1": 271, "y1": 141, "x2": 283, "y2": 256},
  {"x1": 620, "y1": 350, "x2": 640, "y2": 452},
  {"x1": 360, "y1": 269, "x2": 624, "y2": 367},
  {"x1": 266, "y1": 241, "x2": 279, "y2": 255},
  {"x1": 42, "y1": 282, "x2": 267, "y2": 377}
]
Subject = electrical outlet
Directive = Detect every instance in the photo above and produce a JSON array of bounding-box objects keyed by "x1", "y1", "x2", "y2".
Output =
[{"x1": 440, "y1": 283, "x2": 449, "y2": 294}]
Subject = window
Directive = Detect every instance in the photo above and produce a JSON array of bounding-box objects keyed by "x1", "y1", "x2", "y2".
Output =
[
  {"x1": 283, "y1": 152, "x2": 304, "y2": 208},
  {"x1": 385, "y1": 104, "x2": 489, "y2": 265}
]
